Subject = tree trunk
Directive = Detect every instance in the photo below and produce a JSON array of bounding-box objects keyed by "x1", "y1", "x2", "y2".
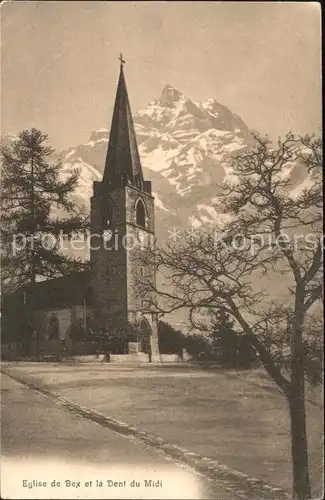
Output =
[
  {"x1": 289, "y1": 284, "x2": 311, "y2": 499},
  {"x1": 288, "y1": 384, "x2": 311, "y2": 499}
]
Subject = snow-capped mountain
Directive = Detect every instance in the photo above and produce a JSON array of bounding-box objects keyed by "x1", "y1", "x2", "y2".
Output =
[
  {"x1": 132, "y1": 84, "x2": 252, "y2": 205},
  {"x1": 58, "y1": 85, "x2": 257, "y2": 238},
  {"x1": 3, "y1": 85, "x2": 313, "y2": 242},
  {"x1": 59, "y1": 84, "x2": 311, "y2": 243}
]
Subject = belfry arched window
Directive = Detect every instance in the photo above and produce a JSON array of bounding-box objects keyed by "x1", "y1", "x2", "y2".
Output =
[
  {"x1": 136, "y1": 199, "x2": 146, "y2": 228},
  {"x1": 101, "y1": 199, "x2": 115, "y2": 229}
]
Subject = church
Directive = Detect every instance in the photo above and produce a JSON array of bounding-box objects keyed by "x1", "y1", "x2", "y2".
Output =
[{"x1": 2, "y1": 58, "x2": 160, "y2": 361}]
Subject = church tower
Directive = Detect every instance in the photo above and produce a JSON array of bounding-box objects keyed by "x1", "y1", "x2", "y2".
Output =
[{"x1": 90, "y1": 57, "x2": 159, "y2": 358}]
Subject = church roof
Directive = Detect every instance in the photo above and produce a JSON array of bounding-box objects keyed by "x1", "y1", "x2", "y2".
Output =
[
  {"x1": 3, "y1": 271, "x2": 92, "y2": 310},
  {"x1": 103, "y1": 59, "x2": 143, "y2": 187}
]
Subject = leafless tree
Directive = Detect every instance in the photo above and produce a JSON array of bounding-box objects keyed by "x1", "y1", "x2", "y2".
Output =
[{"x1": 137, "y1": 133, "x2": 323, "y2": 499}]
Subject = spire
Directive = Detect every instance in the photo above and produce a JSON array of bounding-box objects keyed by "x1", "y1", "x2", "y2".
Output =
[{"x1": 103, "y1": 56, "x2": 143, "y2": 188}]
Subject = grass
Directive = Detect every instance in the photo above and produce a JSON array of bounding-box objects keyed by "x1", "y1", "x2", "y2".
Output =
[{"x1": 2, "y1": 362, "x2": 323, "y2": 497}]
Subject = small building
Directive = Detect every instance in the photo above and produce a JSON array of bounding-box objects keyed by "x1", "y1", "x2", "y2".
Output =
[{"x1": 2, "y1": 59, "x2": 160, "y2": 361}]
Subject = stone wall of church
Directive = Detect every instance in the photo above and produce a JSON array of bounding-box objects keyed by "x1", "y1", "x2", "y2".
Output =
[
  {"x1": 125, "y1": 224, "x2": 157, "y2": 311},
  {"x1": 90, "y1": 182, "x2": 159, "y2": 349},
  {"x1": 39, "y1": 308, "x2": 73, "y2": 340},
  {"x1": 27, "y1": 307, "x2": 73, "y2": 343},
  {"x1": 90, "y1": 186, "x2": 128, "y2": 328},
  {"x1": 124, "y1": 186, "x2": 159, "y2": 357},
  {"x1": 125, "y1": 186, "x2": 156, "y2": 312},
  {"x1": 91, "y1": 241, "x2": 128, "y2": 327}
]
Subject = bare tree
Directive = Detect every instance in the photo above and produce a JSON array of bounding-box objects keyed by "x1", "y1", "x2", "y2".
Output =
[{"x1": 137, "y1": 133, "x2": 323, "y2": 499}]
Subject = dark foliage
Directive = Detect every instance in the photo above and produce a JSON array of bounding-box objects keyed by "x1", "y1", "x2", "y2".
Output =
[
  {"x1": 210, "y1": 310, "x2": 257, "y2": 368},
  {"x1": 158, "y1": 320, "x2": 185, "y2": 354},
  {"x1": 1, "y1": 128, "x2": 89, "y2": 290}
]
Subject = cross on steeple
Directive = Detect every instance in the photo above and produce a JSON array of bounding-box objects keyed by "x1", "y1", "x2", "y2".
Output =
[
  {"x1": 119, "y1": 53, "x2": 125, "y2": 67},
  {"x1": 102, "y1": 52, "x2": 143, "y2": 188}
]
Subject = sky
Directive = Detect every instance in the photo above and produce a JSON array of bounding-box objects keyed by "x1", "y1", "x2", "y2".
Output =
[{"x1": 1, "y1": 1, "x2": 322, "y2": 152}]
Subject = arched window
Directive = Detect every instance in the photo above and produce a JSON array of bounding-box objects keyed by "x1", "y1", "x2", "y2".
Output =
[
  {"x1": 136, "y1": 199, "x2": 146, "y2": 228},
  {"x1": 101, "y1": 199, "x2": 115, "y2": 229}
]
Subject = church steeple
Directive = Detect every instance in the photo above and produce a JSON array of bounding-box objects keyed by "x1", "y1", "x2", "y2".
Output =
[
  {"x1": 90, "y1": 56, "x2": 158, "y2": 359},
  {"x1": 103, "y1": 56, "x2": 144, "y2": 189}
]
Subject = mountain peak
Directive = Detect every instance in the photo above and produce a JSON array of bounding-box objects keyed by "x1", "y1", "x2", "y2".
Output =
[
  {"x1": 159, "y1": 85, "x2": 183, "y2": 106},
  {"x1": 205, "y1": 97, "x2": 217, "y2": 104}
]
